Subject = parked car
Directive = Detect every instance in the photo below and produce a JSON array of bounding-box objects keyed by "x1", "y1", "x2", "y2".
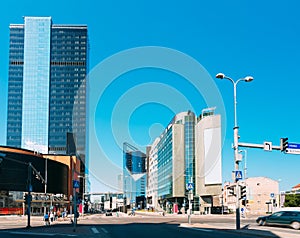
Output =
[
  {"x1": 256, "y1": 211, "x2": 300, "y2": 230},
  {"x1": 105, "y1": 210, "x2": 113, "y2": 216}
]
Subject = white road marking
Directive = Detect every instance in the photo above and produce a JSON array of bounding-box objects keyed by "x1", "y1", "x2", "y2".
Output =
[
  {"x1": 101, "y1": 227, "x2": 109, "y2": 233},
  {"x1": 91, "y1": 227, "x2": 99, "y2": 233}
]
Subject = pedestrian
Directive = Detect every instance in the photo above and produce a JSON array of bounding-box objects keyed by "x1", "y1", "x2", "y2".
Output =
[
  {"x1": 44, "y1": 213, "x2": 50, "y2": 226},
  {"x1": 50, "y1": 211, "x2": 54, "y2": 223}
]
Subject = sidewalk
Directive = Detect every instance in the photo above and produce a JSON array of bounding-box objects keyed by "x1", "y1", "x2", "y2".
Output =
[{"x1": 0, "y1": 215, "x2": 97, "y2": 236}]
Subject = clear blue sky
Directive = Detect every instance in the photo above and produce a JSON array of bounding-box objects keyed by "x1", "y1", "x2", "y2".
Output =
[{"x1": 0, "y1": 0, "x2": 299, "y2": 192}]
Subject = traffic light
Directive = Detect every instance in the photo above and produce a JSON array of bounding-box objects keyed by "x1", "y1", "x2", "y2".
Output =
[
  {"x1": 227, "y1": 186, "x2": 235, "y2": 196},
  {"x1": 23, "y1": 193, "x2": 32, "y2": 204},
  {"x1": 240, "y1": 185, "x2": 247, "y2": 200},
  {"x1": 280, "y1": 137, "x2": 288, "y2": 152},
  {"x1": 24, "y1": 194, "x2": 28, "y2": 204}
]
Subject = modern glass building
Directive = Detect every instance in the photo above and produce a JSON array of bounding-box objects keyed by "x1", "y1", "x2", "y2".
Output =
[
  {"x1": 147, "y1": 110, "x2": 222, "y2": 214},
  {"x1": 123, "y1": 143, "x2": 146, "y2": 208},
  {"x1": 7, "y1": 17, "x2": 88, "y2": 157}
]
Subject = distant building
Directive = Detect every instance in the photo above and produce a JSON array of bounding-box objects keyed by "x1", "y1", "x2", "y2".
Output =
[
  {"x1": 123, "y1": 143, "x2": 146, "y2": 208},
  {"x1": 224, "y1": 177, "x2": 279, "y2": 215},
  {"x1": 291, "y1": 183, "x2": 300, "y2": 192}
]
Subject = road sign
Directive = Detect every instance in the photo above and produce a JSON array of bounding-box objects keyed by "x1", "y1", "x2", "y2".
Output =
[
  {"x1": 286, "y1": 143, "x2": 300, "y2": 154},
  {"x1": 187, "y1": 182, "x2": 194, "y2": 191},
  {"x1": 264, "y1": 142, "x2": 272, "y2": 151},
  {"x1": 73, "y1": 180, "x2": 80, "y2": 188},
  {"x1": 235, "y1": 171, "x2": 243, "y2": 181},
  {"x1": 270, "y1": 193, "x2": 275, "y2": 198}
]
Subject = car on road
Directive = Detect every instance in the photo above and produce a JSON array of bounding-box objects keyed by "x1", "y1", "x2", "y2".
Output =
[
  {"x1": 256, "y1": 211, "x2": 300, "y2": 230},
  {"x1": 105, "y1": 209, "x2": 113, "y2": 216}
]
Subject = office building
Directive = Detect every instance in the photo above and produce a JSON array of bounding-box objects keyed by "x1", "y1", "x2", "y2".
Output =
[
  {"x1": 147, "y1": 109, "x2": 222, "y2": 214},
  {"x1": 123, "y1": 143, "x2": 146, "y2": 208},
  {"x1": 6, "y1": 16, "x2": 88, "y2": 157}
]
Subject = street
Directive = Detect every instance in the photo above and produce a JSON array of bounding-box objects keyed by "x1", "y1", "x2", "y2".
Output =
[{"x1": 0, "y1": 212, "x2": 299, "y2": 237}]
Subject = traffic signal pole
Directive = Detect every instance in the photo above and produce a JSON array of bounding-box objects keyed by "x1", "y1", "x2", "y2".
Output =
[
  {"x1": 235, "y1": 181, "x2": 240, "y2": 230},
  {"x1": 27, "y1": 163, "x2": 32, "y2": 229}
]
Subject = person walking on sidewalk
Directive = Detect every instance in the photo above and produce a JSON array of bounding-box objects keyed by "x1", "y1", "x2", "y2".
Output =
[
  {"x1": 50, "y1": 211, "x2": 54, "y2": 223},
  {"x1": 44, "y1": 213, "x2": 50, "y2": 226}
]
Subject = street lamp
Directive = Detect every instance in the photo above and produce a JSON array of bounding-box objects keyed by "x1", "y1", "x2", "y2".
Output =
[
  {"x1": 216, "y1": 73, "x2": 253, "y2": 172},
  {"x1": 216, "y1": 72, "x2": 253, "y2": 230}
]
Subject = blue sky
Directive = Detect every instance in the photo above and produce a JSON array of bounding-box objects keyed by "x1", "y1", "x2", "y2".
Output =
[{"x1": 0, "y1": 0, "x2": 299, "y2": 192}]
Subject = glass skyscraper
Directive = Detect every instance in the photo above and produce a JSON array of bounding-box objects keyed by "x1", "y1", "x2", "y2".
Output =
[
  {"x1": 7, "y1": 17, "x2": 88, "y2": 157},
  {"x1": 123, "y1": 142, "x2": 146, "y2": 207}
]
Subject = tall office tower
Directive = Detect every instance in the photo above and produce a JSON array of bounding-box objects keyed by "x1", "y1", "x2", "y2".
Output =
[{"x1": 7, "y1": 17, "x2": 88, "y2": 157}]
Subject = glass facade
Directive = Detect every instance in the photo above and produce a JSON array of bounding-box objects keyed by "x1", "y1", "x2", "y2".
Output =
[
  {"x1": 157, "y1": 127, "x2": 173, "y2": 197},
  {"x1": 123, "y1": 143, "x2": 146, "y2": 205},
  {"x1": 184, "y1": 114, "x2": 195, "y2": 188},
  {"x1": 22, "y1": 17, "x2": 51, "y2": 153},
  {"x1": 7, "y1": 17, "x2": 88, "y2": 156},
  {"x1": 7, "y1": 25, "x2": 24, "y2": 147}
]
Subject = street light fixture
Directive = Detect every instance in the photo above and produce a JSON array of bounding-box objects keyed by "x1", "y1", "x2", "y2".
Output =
[
  {"x1": 216, "y1": 72, "x2": 253, "y2": 230},
  {"x1": 215, "y1": 72, "x2": 254, "y2": 172}
]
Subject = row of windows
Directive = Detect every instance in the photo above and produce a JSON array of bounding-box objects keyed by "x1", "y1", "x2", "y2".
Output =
[
  {"x1": 52, "y1": 40, "x2": 86, "y2": 45},
  {"x1": 51, "y1": 61, "x2": 85, "y2": 66}
]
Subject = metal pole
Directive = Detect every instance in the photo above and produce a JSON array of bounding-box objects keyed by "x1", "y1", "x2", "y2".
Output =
[
  {"x1": 232, "y1": 79, "x2": 241, "y2": 229},
  {"x1": 44, "y1": 158, "x2": 47, "y2": 215},
  {"x1": 244, "y1": 150, "x2": 247, "y2": 180},
  {"x1": 188, "y1": 190, "x2": 192, "y2": 224},
  {"x1": 82, "y1": 176, "x2": 84, "y2": 217},
  {"x1": 26, "y1": 163, "x2": 32, "y2": 229},
  {"x1": 236, "y1": 181, "x2": 240, "y2": 230},
  {"x1": 72, "y1": 158, "x2": 77, "y2": 232},
  {"x1": 233, "y1": 82, "x2": 239, "y2": 172}
]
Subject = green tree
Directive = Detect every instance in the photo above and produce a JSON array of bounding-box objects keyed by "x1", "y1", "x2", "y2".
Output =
[{"x1": 284, "y1": 194, "x2": 300, "y2": 207}]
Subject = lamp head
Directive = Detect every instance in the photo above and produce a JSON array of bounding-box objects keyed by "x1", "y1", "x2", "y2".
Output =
[
  {"x1": 216, "y1": 73, "x2": 225, "y2": 79},
  {"x1": 244, "y1": 76, "x2": 254, "y2": 82}
]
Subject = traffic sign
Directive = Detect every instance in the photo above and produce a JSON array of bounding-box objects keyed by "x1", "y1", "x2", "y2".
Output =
[
  {"x1": 286, "y1": 143, "x2": 300, "y2": 154},
  {"x1": 264, "y1": 142, "x2": 272, "y2": 151},
  {"x1": 73, "y1": 180, "x2": 80, "y2": 188},
  {"x1": 186, "y1": 182, "x2": 194, "y2": 191},
  {"x1": 270, "y1": 193, "x2": 275, "y2": 198},
  {"x1": 235, "y1": 171, "x2": 243, "y2": 181}
]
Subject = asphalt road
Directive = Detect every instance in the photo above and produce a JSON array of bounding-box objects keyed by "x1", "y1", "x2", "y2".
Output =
[{"x1": 0, "y1": 212, "x2": 299, "y2": 238}]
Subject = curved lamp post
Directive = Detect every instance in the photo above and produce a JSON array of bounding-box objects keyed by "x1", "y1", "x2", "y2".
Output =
[
  {"x1": 216, "y1": 73, "x2": 253, "y2": 173},
  {"x1": 216, "y1": 73, "x2": 253, "y2": 230}
]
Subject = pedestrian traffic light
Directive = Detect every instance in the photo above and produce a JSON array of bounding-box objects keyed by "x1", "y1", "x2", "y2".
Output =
[
  {"x1": 240, "y1": 185, "x2": 247, "y2": 200},
  {"x1": 228, "y1": 186, "x2": 235, "y2": 196},
  {"x1": 280, "y1": 137, "x2": 288, "y2": 152}
]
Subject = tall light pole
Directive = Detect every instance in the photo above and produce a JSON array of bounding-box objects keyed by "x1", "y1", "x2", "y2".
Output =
[
  {"x1": 216, "y1": 72, "x2": 253, "y2": 230},
  {"x1": 216, "y1": 73, "x2": 253, "y2": 173}
]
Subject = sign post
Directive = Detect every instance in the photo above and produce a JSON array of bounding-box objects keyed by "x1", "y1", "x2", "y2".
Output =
[
  {"x1": 186, "y1": 182, "x2": 194, "y2": 224},
  {"x1": 73, "y1": 180, "x2": 79, "y2": 232}
]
